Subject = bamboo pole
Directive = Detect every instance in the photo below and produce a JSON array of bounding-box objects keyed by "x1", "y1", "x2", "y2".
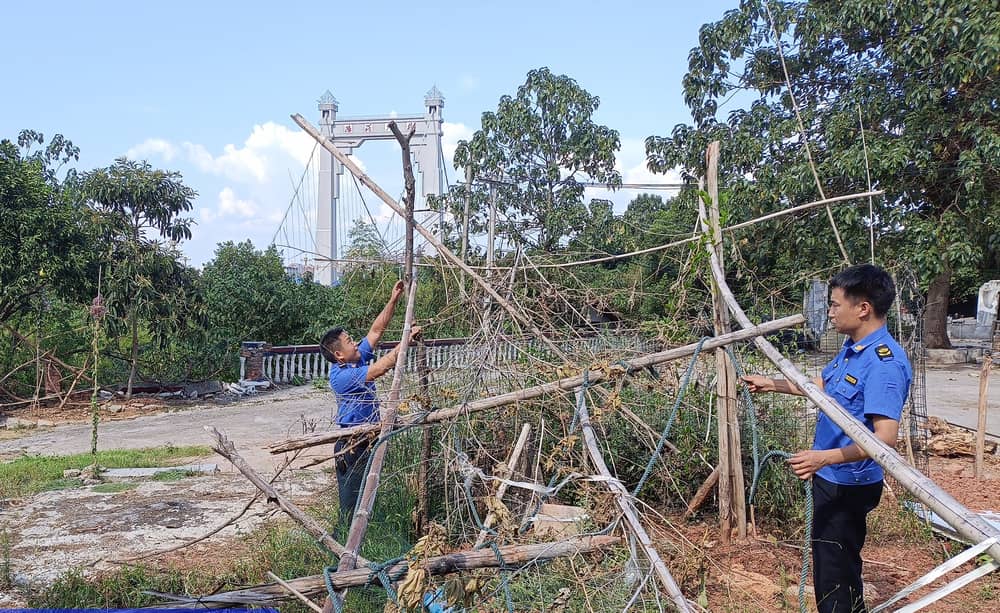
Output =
[
  {"x1": 266, "y1": 571, "x2": 323, "y2": 613},
  {"x1": 475, "y1": 422, "x2": 532, "y2": 548},
  {"x1": 702, "y1": 142, "x2": 746, "y2": 543},
  {"x1": 574, "y1": 390, "x2": 693, "y2": 612},
  {"x1": 292, "y1": 113, "x2": 566, "y2": 359},
  {"x1": 154, "y1": 535, "x2": 619, "y2": 609},
  {"x1": 268, "y1": 314, "x2": 805, "y2": 454},
  {"x1": 700, "y1": 229, "x2": 1000, "y2": 563},
  {"x1": 325, "y1": 122, "x2": 419, "y2": 612},
  {"x1": 976, "y1": 354, "x2": 992, "y2": 480},
  {"x1": 204, "y1": 426, "x2": 366, "y2": 564}
]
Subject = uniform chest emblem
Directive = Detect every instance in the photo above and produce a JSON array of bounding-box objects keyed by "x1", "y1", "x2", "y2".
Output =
[{"x1": 844, "y1": 374, "x2": 858, "y2": 385}]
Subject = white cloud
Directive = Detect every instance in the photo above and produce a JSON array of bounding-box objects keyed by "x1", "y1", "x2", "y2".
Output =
[
  {"x1": 584, "y1": 139, "x2": 685, "y2": 212},
  {"x1": 441, "y1": 121, "x2": 473, "y2": 170},
  {"x1": 200, "y1": 187, "x2": 259, "y2": 223},
  {"x1": 126, "y1": 138, "x2": 177, "y2": 162},
  {"x1": 459, "y1": 75, "x2": 480, "y2": 91},
  {"x1": 131, "y1": 122, "x2": 316, "y2": 184}
]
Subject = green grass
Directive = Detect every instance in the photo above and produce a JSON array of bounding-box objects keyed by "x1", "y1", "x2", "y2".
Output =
[{"x1": 0, "y1": 446, "x2": 212, "y2": 501}]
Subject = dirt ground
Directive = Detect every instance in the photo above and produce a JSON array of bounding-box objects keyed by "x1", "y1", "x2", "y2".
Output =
[{"x1": 1, "y1": 363, "x2": 999, "y2": 610}]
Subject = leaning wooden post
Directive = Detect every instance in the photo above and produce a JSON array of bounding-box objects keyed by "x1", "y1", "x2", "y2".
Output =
[
  {"x1": 701, "y1": 230, "x2": 1000, "y2": 563},
  {"x1": 976, "y1": 353, "x2": 992, "y2": 480},
  {"x1": 701, "y1": 141, "x2": 747, "y2": 542},
  {"x1": 204, "y1": 427, "x2": 366, "y2": 565},
  {"x1": 292, "y1": 113, "x2": 566, "y2": 360},
  {"x1": 474, "y1": 423, "x2": 532, "y2": 548},
  {"x1": 325, "y1": 122, "x2": 420, "y2": 612},
  {"x1": 574, "y1": 390, "x2": 693, "y2": 612}
]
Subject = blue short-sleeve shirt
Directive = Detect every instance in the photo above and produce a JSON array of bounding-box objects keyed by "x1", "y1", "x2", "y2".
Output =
[
  {"x1": 815, "y1": 325, "x2": 912, "y2": 485},
  {"x1": 328, "y1": 337, "x2": 380, "y2": 426}
]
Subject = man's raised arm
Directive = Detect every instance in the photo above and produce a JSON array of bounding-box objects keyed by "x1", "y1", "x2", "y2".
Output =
[{"x1": 366, "y1": 280, "x2": 405, "y2": 348}]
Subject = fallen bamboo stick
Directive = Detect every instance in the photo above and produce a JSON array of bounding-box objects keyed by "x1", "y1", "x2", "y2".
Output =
[
  {"x1": 268, "y1": 314, "x2": 805, "y2": 454},
  {"x1": 574, "y1": 389, "x2": 693, "y2": 612},
  {"x1": 204, "y1": 426, "x2": 366, "y2": 565},
  {"x1": 292, "y1": 113, "x2": 566, "y2": 359},
  {"x1": 474, "y1": 422, "x2": 532, "y2": 548},
  {"x1": 153, "y1": 535, "x2": 620, "y2": 608},
  {"x1": 266, "y1": 571, "x2": 322, "y2": 613},
  {"x1": 683, "y1": 466, "x2": 720, "y2": 520},
  {"x1": 699, "y1": 218, "x2": 1000, "y2": 563}
]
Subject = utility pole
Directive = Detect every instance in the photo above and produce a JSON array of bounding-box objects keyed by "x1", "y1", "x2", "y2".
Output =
[{"x1": 460, "y1": 166, "x2": 473, "y2": 300}]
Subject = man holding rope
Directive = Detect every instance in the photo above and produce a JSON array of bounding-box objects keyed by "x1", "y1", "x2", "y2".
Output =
[
  {"x1": 320, "y1": 280, "x2": 422, "y2": 527},
  {"x1": 743, "y1": 264, "x2": 912, "y2": 613}
]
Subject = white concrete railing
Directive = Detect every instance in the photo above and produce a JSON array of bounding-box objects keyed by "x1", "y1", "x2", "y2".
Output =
[{"x1": 240, "y1": 334, "x2": 661, "y2": 384}]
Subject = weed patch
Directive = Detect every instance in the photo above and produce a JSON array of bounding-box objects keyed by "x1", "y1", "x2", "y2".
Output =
[{"x1": 0, "y1": 446, "x2": 211, "y2": 501}]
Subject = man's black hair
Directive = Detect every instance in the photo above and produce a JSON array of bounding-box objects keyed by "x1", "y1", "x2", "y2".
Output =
[
  {"x1": 320, "y1": 327, "x2": 345, "y2": 363},
  {"x1": 829, "y1": 264, "x2": 896, "y2": 318}
]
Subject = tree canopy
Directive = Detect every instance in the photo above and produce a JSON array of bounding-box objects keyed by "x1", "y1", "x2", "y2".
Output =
[
  {"x1": 453, "y1": 67, "x2": 623, "y2": 252},
  {"x1": 645, "y1": 0, "x2": 1000, "y2": 347}
]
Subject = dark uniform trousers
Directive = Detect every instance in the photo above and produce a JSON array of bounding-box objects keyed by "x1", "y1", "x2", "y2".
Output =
[
  {"x1": 335, "y1": 437, "x2": 372, "y2": 530},
  {"x1": 812, "y1": 475, "x2": 884, "y2": 613}
]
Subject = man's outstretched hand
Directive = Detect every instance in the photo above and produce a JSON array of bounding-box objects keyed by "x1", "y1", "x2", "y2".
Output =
[{"x1": 390, "y1": 280, "x2": 405, "y2": 301}]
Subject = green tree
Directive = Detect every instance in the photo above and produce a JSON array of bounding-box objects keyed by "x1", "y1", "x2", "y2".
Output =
[
  {"x1": 81, "y1": 159, "x2": 196, "y2": 396},
  {"x1": 0, "y1": 131, "x2": 96, "y2": 324},
  {"x1": 646, "y1": 0, "x2": 1000, "y2": 347},
  {"x1": 454, "y1": 67, "x2": 623, "y2": 252}
]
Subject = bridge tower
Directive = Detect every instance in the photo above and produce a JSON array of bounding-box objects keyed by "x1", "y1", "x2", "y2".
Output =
[{"x1": 315, "y1": 87, "x2": 445, "y2": 285}]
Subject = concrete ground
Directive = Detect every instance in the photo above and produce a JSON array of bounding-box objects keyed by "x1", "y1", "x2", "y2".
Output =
[{"x1": 924, "y1": 362, "x2": 1000, "y2": 439}]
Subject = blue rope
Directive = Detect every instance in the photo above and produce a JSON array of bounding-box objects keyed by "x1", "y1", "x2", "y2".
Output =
[
  {"x1": 632, "y1": 337, "x2": 710, "y2": 497},
  {"x1": 489, "y1": 541, "x2": 515, "y2": 613},
  {"x1": 323, "y1": 565, "x2": 345, "y2": 613},
  {"x1": 729, "y1": 347, "x2": 812, "y2": 613}
]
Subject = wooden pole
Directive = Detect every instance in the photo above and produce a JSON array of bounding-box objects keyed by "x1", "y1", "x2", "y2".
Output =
[
  {"x1": 574, "y1": 390, "x2": 693, "y2": 612},
  {"x1": 156, "y1": 535, "x2": 620, "y2": 609},
  {"x1": 474, "y1": 423, "x2": 532, "y2": 548},
  {"x1": 416, "y1": 340, "x2": 432, "y2": 534},
  {"x1": 204, "y1": 427, "x2": 366, "y2": 565},
  {"x1": 326, "y1": 122, "x2": 419, "y2": 612},
  {"x1": 268, "y1": 314, "x2": 805, "y2": 453},
  {"x1": 702, "y1": 141, "x2": 746, "y2": 542},
  {"x1": 976, "y1": 354, "x2": 992, "y2": 480},
  {"x1": 700, "y1": 229, "x2": 1000, "y2": 563},
  {"x1": 460, "y1": 165, "x2": 473, "y2": 301},
  {"x1": 292, "y1": 113, "x2": 566, "y2": 359}
]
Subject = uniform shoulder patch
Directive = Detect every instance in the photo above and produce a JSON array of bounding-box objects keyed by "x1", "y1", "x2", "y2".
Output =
[{"x1": 875, "y1": 344, "x2": 894, "y2": 361}]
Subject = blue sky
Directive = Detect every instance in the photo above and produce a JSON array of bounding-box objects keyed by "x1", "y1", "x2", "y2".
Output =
[{"x1": 2, "y1": 0, "x2": 740, "y2": 267}]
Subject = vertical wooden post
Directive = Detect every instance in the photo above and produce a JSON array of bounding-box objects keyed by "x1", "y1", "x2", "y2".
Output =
[
  {"x1": 703, "y1": 142, "x2": 747, "y2": 542},
  {"x1": 416, "y1": 340, "x2": 432, "y2": 533},
  {"x1": 460, "y1": 166, "x2": 473, "y2": 301},
  {"x1": 976, "y1": 354, "x2": 992, "y2": 480}
]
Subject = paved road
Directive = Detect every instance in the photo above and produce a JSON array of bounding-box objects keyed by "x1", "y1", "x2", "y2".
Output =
[
  {"x1": 0, "y1": 386, "x2": 339, "y2": 471},
  {"x1": 1, "y1": 363, "x2": 997, "y2": 468},
  {"x1": 925, "y1": 363, "x2": 1000, "y2": 439}
]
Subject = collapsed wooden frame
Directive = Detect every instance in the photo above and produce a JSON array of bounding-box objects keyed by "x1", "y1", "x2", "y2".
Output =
[{"x1": 192, "y1": 126, "x2": 1000, "y2": 611}]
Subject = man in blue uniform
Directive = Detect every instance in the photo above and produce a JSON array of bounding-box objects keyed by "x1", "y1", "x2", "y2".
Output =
[
  {"x1": 319, "y1": 280, "x2": 422, "y2": 526},
  {"x1": 743, "y1": 264, "x2": 912, "y2": 613}
]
